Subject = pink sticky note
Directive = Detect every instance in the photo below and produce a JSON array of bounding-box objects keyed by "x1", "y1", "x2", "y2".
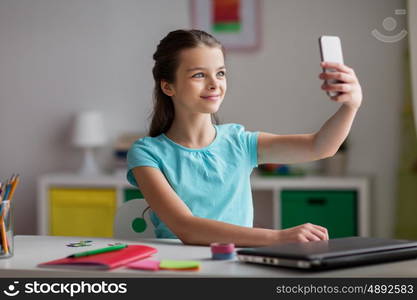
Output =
[{"x1": 127, "y1": 259, "x2": 160, "y2": 271}]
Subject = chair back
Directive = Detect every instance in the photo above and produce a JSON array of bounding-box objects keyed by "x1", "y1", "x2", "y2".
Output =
[{"x1": 113, "y1": 198, "x2": 155, "y2": 239}]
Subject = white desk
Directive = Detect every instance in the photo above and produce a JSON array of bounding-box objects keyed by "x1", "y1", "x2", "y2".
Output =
[{"x1": 1, "y1": 236, "x2": 416, "y2": 278}]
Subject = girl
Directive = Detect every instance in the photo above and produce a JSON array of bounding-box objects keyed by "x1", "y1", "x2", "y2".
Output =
[{"x1": 127, "y1": 29, "x2": 362, "y2": 246}]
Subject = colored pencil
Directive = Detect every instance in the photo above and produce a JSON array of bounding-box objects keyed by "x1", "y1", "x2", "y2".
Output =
[
  {"x1": 0, "y1": 174, "x2": 20, "y2": 255},
  {"x1": 8, "y1": 174, "x2": 20, "y2": 201},
  {"x1": 0, "y1": 182, "x2": 8, "y2": 254}
]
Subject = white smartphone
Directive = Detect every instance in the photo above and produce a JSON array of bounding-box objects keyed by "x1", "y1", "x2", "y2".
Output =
[{"x1": 319, "y1": 35, "x2": 344, "y2": 97}]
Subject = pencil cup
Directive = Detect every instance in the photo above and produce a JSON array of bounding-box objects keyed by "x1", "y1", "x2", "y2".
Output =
[{"x1": 0, "y1": 201, "x2": 14, "y2": 258}]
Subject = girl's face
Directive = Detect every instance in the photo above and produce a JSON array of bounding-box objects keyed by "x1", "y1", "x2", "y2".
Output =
[{"x1": 163, "y1": 46, "x2": 226, "y2": 115}]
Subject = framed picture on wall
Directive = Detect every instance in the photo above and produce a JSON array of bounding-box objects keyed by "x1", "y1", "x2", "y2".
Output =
[{"x1": 191, "y1": 0, "x2": 261, "y2": 51}]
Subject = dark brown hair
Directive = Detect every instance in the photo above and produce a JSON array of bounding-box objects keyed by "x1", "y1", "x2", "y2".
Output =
[{"x1": 149, "y1": 29, "x2": 224, "y2": 137}]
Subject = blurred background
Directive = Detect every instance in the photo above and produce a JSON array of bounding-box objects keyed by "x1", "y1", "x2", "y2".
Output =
[{"x1": 1, "y1": 0, "x2": 416, "y2": 240}]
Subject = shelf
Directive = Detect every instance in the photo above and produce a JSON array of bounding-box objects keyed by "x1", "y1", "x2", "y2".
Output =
[{"x1": 37, "y1": 173, "x2": 370, "y2": 237}]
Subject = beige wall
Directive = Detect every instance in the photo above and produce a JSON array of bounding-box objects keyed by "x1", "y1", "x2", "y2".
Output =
[{"x1": 0, "y1": 0, "x2": 407, "y2": 237}]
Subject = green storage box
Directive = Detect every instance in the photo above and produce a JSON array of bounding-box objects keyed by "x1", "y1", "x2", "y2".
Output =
[
  {"x1": 281, "y1": 190, "x2": 357, "y2": 238},
  {"x1": 124, "y1": 188, "x2": 144, "y2": 202}
]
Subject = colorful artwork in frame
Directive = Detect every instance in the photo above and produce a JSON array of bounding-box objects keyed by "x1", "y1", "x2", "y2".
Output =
[{"x1": 191, "y1": 0, "x2": 261, "y2": 51}]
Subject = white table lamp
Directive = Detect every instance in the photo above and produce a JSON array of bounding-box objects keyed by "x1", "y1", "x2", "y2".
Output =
[{"x1": 72, "y1": 111, "x2": 107, "y2": 175}]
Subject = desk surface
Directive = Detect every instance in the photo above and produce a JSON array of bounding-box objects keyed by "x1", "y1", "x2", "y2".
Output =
[{"x1": 1, "y1": 235, "x2": 417, "y2": 278}]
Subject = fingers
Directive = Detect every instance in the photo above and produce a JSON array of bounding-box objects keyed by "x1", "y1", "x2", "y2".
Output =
[
  {"x1": 316, "y1": 225, "x2": 329, "y2": 240},
  {"x1": 319, "y1": 71, "x2": 356, "y2": 83},
  {"x1": 321, "y1": 83, "x2": 352, "y2": 93},
  {"x1": 304, "y1": 232, "x2": 321, "y2": 242},
  {"x1": 321, "y1": 61, "x2": 354, "y2": 75},
  {"x1": 311, "y1": 224, "x2": 329, "y2": 240},
  {"x1": 292, "y1": 223, "x2": 329, "y2": 242},
  {"x1": 303, "y1": 223, "x2": 328, "y2": 241},
  {"x1": 295, "y1": 234, "x2": 310, "y2": 243}
]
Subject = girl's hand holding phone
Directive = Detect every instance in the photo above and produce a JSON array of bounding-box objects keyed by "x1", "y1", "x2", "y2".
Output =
[{"x1": 319, "y1": 62, "x2": 363, "y2": 110}]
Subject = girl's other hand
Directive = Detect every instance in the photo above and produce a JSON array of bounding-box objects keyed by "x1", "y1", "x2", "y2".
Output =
[
  {"x1": 276, "y1": 223, "x2": 329, "y2": 243},
  {"x1": 319, "y1": 62, "x2": 362, "y2": 109}
]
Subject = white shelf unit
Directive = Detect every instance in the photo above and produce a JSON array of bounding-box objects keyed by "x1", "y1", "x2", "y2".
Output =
[
  {"x1": 37, "y1": 173, "x2": 370, "y2": 237},
  {"x1": 37, "y1": 173, "x2": 132, "y2": 236}
]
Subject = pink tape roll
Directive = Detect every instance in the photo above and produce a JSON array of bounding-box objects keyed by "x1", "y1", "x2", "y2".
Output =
[{"x1": 210, "y1": 242, "x2": 235, "y2": 254}]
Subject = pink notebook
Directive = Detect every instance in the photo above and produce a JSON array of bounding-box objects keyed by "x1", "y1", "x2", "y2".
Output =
[
  {"x1": 38, "y1": 245, "x2": 157, "y2": 270},
  {"x1": 127, "y1": 259, "x2": 161, "y2": 271}
]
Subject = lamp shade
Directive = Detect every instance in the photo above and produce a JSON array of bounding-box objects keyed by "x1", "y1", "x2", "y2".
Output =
[{"x1": 72, "y1": 111, "x2": 107, "y2": 148}]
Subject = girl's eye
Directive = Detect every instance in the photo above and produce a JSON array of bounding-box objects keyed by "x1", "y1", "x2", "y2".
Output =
[
  {"x1": 192, "y1": 72, "x2": 204, "y2": 78},
  {"x1": 217, "y1": 71, "x2": 226, "y2": 77}
]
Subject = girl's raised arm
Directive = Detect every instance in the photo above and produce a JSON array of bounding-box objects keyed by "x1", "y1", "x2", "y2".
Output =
[{"x1": 258, "y1": 62, "x2": 362, "y2": 165}]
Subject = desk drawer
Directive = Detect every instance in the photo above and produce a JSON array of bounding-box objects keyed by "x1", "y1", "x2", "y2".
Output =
[{"x1": 281, "y1": 190, "x2": 357, "y2": 238}]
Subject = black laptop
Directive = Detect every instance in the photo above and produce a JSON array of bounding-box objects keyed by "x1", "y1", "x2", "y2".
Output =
[{"x1": 236, "y1": 237, "x2": 417, "y2": 270}]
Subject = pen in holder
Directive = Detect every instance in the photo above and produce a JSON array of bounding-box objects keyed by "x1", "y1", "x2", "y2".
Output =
[
  {"x1": 0, "y1": 174, "x2": 20, "y2": 258},
  {"x1": 0, "y1": 200, "x2": 13, "y2": 258}
]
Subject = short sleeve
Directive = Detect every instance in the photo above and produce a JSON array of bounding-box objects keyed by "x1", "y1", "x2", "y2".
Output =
[
  {"x1": 126, "y1": 138, "x2": 160, "y2": 187},
  {"x1": 233, "y1": 124, "x2": 259, "y2": 169}
]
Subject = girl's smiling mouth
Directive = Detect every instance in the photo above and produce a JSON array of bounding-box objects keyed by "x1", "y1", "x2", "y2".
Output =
[{"x1": 201, "y1": 95, "x2": 221, "y2": 101}]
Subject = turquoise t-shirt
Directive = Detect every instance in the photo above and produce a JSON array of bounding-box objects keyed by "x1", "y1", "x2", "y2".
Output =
[{"x1": 126, "y1": 123, "x2": 259, "y2": 238}]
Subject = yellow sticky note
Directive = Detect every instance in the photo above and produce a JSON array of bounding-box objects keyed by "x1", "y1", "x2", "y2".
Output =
[{"x1": 159, "y1": 260, "x2": 200, "y2": 270}]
